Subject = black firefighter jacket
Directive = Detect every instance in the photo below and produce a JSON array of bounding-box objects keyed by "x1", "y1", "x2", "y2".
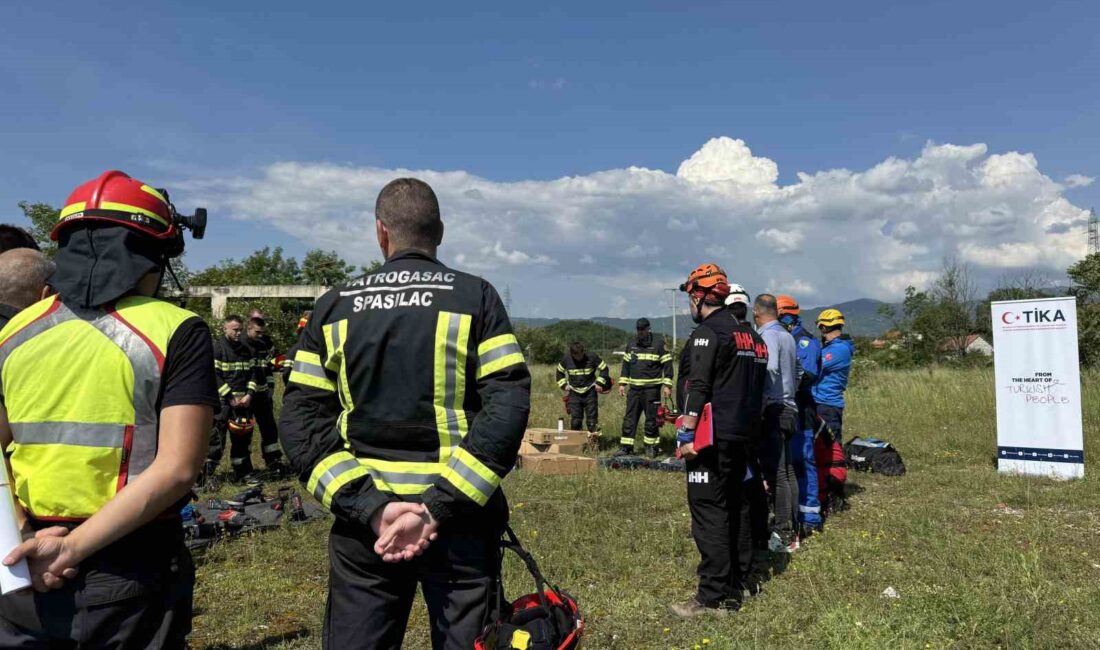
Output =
[{"x1": 279, "y1": 250, "x2": 531, "y2": 531}]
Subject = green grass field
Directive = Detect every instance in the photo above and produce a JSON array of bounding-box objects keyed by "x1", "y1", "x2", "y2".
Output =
[{"x1": 192, "y1": 365, "x2": 1100, "y2": 649}]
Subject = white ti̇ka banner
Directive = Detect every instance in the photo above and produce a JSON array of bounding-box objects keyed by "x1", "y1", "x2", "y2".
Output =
[{"x1": 992, "y1": 296, "x2": 1084, "y2": 479}]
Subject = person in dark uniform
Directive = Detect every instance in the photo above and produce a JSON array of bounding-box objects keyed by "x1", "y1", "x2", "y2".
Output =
[
  {"x1": 671, "y1": 264, "x2": 768, "y2": 617},
  {"x1": 556, "y1": 341, "x2": 611, "y2": 433},
  {"x1": 206, "y1": 314, "x2": 263, "y2": 482},
  {"x1": 243, "y1": 314, "x2": 286, "y2": 473},
  {"x1": 280, "y1": 178, "x2": 530, "y2": 649},
  {"x1": 0, "y1": 170, "x2": 216, "y2": 648},
  {"x1": 618, "y1": 318, "x2": 673, "y2": 457}
]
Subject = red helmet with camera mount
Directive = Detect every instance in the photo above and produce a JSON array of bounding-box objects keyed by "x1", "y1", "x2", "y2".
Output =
[
  {"x1": 679, "y1": 263, "x2": 730, "y2": 305},
  {"x1": 54, "y1": 170, "x2": 206, "y2": 258}
]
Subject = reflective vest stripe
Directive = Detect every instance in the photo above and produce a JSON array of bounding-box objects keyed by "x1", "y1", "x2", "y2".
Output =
[
  {"x1": 477, "y1": 334, "x2": 524, "y2": 378},
  {"x1": 11, "y1": 422, "x2": 125, "y2": 447}
]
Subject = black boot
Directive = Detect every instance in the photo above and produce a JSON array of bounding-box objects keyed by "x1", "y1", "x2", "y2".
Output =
[
  {"x1": 645, "y1": 444, "x2": 658, "y2": 459},
  {"x1": 612, "y1": 445, "x2": 633, "y2": 457}
]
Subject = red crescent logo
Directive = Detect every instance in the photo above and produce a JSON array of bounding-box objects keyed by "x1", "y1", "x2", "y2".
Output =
[{"x1": 1001, "y1": 312, "x2": 1015, "y2": 325}]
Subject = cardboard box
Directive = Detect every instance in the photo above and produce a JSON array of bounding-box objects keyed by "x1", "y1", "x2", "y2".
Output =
[
  {"x1": 519, "y1": 440, "x2": 586, "y2": 456},
  {"x1": 516, "y1": 453, "x2": 597, "y2": 476},
  {"x1": 525, "y1": 428, "x2": 589, "y2": 447}
]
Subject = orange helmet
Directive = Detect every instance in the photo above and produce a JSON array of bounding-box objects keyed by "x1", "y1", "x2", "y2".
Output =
[
  {"x1": 777, "y1": 295, "x2": 800, "y2": 316},
  {"x1": 679, "y1": 263, "x2": 730, "y2": 305},
  {"x1": 228, "y1": 416, "x2": 255, "y2": 437}
]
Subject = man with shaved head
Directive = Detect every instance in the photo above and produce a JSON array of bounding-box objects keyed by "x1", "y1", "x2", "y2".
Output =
[{"x1": 0, "y1": 248, "x2": 54, "y2": 328}]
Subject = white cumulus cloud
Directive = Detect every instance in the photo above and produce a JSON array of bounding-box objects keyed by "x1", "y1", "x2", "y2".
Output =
[{"x1": 178, "y1": 137, "x2": 1090, "y2": 318}]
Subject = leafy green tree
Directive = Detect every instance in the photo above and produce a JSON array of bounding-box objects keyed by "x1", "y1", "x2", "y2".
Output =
[
  {"x1": 17, "y1": 201, "x2": 59, "y2": 257},
  {"x1": 302, "y1": 249, "x2": 357, "y2": 286},
  {"x1": 1068, "y1": 254, "x2": 1100, "y2": 366}
]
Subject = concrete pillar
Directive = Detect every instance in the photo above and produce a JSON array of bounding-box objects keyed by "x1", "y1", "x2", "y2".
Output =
[{"x1": 211, "y1": 294, "x2": 227, "y2": 321}]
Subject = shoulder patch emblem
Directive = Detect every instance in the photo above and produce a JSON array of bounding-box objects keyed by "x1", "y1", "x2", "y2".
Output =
[
  {"x1": 825, "y1": 353, "x2": 833, "y2": 361},
  {"x1": 799, "y1": 339, "x2": 810, "y2": 348}
]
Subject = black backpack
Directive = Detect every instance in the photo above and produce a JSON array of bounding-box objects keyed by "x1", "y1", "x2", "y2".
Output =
[{"x1": 844, "y1": 437, "x2": 906, "y2": 476}]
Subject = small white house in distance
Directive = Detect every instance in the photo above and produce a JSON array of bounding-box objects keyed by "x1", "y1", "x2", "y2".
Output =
[{"x1": 941, "y1": 334, "x2": 994, "y2": 357}]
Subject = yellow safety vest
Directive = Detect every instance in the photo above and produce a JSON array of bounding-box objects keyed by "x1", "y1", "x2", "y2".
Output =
[{"x1": 0, "y1": 295, "x2": 197, "y2": 521}]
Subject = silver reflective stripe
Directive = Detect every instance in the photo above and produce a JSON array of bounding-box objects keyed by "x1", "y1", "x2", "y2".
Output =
[
  {"x1": 479, "y1": 342, "x2": 521, "y2": 367},
  {"x1": 369, "y1": 469, "x2": 439, "y2": 485},
  {"x1": 442, "y1": 313, "x2": 463, "y2": 448},
  {"x1": 799, "y1": 505, "x2": 821, "y2": 513},
  {"x1": 11, "y1": 422, "x2": 125, "y2": 447},
  {"x1": 0, "y1": 300, "x2": 163, "y2": 482},
  {"x1": 262, "y1": 443, "x2": 282, "y2": 453},
  {"x1": 311, "y1": 457, "x2": 361, "y2": 502},
  {"x1": 291, "y1": 359, "x2": 328, "y2": 379},
  {"x1": 446, "y1": 457, "x2": 496, "y2": 497},
  {"x1": 330, "y1": 321, "x2": 342, "y2": 352},
  {"x1": 84, "y1": 310, "x2": 161, "y2": 480}
]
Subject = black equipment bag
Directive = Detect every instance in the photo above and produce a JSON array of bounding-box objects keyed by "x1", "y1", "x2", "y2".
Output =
[{"x1": 844, "y1": 437, "x2": 906, "y2": 476}]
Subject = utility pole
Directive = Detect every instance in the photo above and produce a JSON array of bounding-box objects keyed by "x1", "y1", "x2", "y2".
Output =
[
  {"x1": 1089, "y1": 208, "x2": 1098, "y2": 256},
  {"x1": 664, "y1": 288, "x2": 678, "y2": 352}
]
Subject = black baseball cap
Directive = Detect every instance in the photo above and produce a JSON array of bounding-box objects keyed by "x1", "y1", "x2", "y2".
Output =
[{"x1": 636, "y1": 318, "x2": 650, "y2": 330}]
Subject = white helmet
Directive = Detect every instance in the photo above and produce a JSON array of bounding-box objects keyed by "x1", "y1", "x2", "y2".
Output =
[{"x1": 725, "y1": 283, "x2": 750, "y2": 306}]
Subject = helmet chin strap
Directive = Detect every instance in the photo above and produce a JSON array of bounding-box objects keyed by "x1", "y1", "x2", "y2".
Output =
[{"x1": 154, "y1": 255, "x2": 188, "y2": 307}]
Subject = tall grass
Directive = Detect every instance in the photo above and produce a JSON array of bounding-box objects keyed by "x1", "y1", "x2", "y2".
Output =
[{"x1": 192, "y1": 366, "x2": 1100, "y2": 649}]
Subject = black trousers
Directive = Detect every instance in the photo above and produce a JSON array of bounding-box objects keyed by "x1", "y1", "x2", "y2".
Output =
[
  {"x1": 760, "y1": 404, "x2": 800, "y2": 539},
  {"x1": 325, "y1": 518, "x2": 501, "y2": 650},
  {"x1": 207, "y1": 403, "x2": 254, "y2": 477},
  {"x1": 620, "y1": 386, "x2": 661, "y2": 447},
  {"x1": 686, "y1": 439, "x2": 754, "y2": 607},
  {"x1": 252, "y1": 389, "x2": 283, "y2": 464},
  {"x1": 817, "y1": 404, "x2": 844, "y2": 445},
  {"x1": 566, "y1": 390, "x2": 598, "y2": 432},
  {"x1": 0, "y1": 522, "x2": 193, "y2": 649}
]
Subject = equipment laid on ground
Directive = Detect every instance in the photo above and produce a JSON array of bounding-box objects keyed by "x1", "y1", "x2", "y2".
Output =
[
  {"x1": 475, "y1": 527, "x2": 584, "y2": 650},
  {"x1": 597, "y1": 455, "x2": 685, "y2": 472},
  {"x1": 844, "y1": 437, "x2": 907, "y2": 476},
  {"x1": 526, "y1": 428, "x2": 590, "y2": 447},
  {"x1": 182, "y1": 484, "x2": 326, "y2": 549},
  {"x1": 516, "y1": 453, "x2": 597, "y2": 476},
  {"x1": 520, "y1": 440, "x2": 585, "y2": 456}
]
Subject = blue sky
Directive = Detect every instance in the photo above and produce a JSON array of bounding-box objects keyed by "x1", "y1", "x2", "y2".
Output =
[{"x1": 2, "y1": 1, "x2": 1097, "y2": 317}]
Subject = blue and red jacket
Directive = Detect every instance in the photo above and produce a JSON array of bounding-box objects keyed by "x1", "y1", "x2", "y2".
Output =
[
  {"x1": 790, "y1": 325, "x2": 821, "y2": 411},
  {"x1": 811, "y1": 335, "x2": 854, "y2": 409}
]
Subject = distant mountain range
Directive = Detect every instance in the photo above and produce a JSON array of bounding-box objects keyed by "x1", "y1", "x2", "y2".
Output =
[{"x1": 514, "y1": 298, "x2": 897, "y2": 339}]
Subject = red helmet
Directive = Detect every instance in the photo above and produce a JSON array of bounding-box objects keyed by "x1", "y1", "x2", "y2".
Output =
[
  {"x1": 475, "y1": 529, "x2": 584, "y2": 650},
  {"x1": 55, "y1": 170, "x2": 176, "y2": 241},
  {"x1": 227, "y1": 416, "x2": 255, "y2": 436},
  {"x1": 679, "y1": 263, "x2": 730, "y2": 305}
]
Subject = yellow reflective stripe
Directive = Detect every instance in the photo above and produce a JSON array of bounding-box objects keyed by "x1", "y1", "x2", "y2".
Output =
[
  {"x1": 307, "y1": 452, "x2": 370, "y2": 509},
  {"x1": 98, "y1": 201, "x2": 170, "y2": 227},
  {"x1": 598, "y1": 361, "x2": 608, "y2": 371},
  {"x1": 567, "y1": 369, "x2": 593, "y2": 375},
  {"x1": 247, "y1": 381, "x2": 259, "y2": 391},
  {"x1": 59, "y1": 202, "x2": 86, "y2": 219},
  {"x1": 139, "y1": 184, "x2": 168, "y2": 205},
  {"x1": 635, "y1": 353, "x2": 661, "y2": 361},
  {"x1": 433, "y1": 312, "x2": 472, "y2": 457},
  {"x1": 323, "y1": 320, "x2": 347, "y2": 372},
  {"x1": 362, "y1": 459, "x2": 441, "y2": 495},
  {"x1": 628, "y1": 377, "x2": 666, "y2": 386},
  {"x1": 218, "y1": 383, "x2": 231, "y2": 396},
  {"x1": 289, "y1": 350, "x2": 336, "y2": 392},
  {"x1": 477, "y1": 334, "x2": 524, "y2": 379},
  {"x1": 556, "y1": 378, "x2": 568, "y2": 388},
  {"x1": 441, "y1": 448, "x2": 499, "y2": 506},
  {"x1": 622, "y1": 352, "x2": 634, "y2": 362},
  {"x1": 659, "y1": 354, "x2": 673, "y2": 363},
  {"x1": 663, "y1": 377, "x2": 674, "y2": 386},
  {"x1": 620, "y1": 377, "x2": 632, "y2": 385}
]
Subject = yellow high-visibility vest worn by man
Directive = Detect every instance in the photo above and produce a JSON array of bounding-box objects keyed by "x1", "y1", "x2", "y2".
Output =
[
  {"x1": 0, "y1": 171, "x2": 217, "y2": 648},
  {"x1": 280, "y1": 178, "x2": 531, "y2": 650}
]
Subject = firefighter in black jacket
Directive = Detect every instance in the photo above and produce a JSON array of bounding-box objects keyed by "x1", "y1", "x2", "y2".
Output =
[
  {"x1": 618, "y1": 318, "x2": 673, "y2": 457},
  {"x1": 206, "y1": 314, "x2": 263, "y2": 481},
  {"x1": 244, "y1": 313, "x2": 286, "y2": 472},
  {"x1": 556, "y1": 341, "x2": 611, "y2": 433},
  {"x1": 279, "y1": 178, "x2": 530, "y2": 650},
  {"x1": 672, "y1": 264, "x2": 768, "y2": 617}
]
